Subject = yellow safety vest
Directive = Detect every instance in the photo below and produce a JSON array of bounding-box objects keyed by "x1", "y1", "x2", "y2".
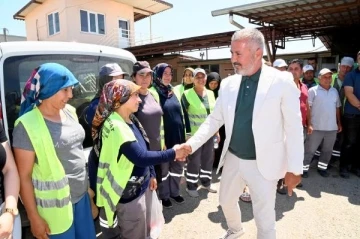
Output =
[
  {"x1": 183, "y1": 88, "x2": 216, "y2": 136},
  {"x1": 96, "y1": 112, "x2": 135, "y2": 226},
  {"x1": 148, "y1": 86, "x2": 166, "y2": 149},
  {"x1": 15, "y1": 106, "x2": 74, "y2": 234},
  {"x1": 173, "y1": 84, "x2": 184, "y2": 100}
]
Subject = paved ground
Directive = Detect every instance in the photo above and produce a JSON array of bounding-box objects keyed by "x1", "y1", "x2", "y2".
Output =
[
  {"x1": 23, "y1": 160, "x2": 360, "y2": 239},
  {"x1": 159, "y1": 159, "x2": 360, "y2": 239}
]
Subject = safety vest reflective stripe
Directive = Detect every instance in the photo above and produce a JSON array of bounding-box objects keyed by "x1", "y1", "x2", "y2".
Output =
[
  {"x1": 32, "y1": 177, "x2": 68, "y2": 191},
  {"x1": 99, "y1": 187, "x2": 117, "y2": 212},
  {"x1": 36, "y1": 195, "x2": 71, "y2": 208},
  {"x1": 105, "y1": 169, "x2": 124, "y2": 197},
  {"x1": 99, "y1": 162, "x2": 110, "y2": 169},
  {"x1": 188, "y1": 114, "x2": 207, "y2": 119},
  {"x1": 97, "y1": 177, "x2": 104, "y2": 184}
]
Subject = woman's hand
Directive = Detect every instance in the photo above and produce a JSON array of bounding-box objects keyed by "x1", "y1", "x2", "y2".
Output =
[
  {"x1": 0, "y1": 212, "x2": 14, "y2": 239},
  {"x1": 149, "y1": 177, "x2": 157, "y2": 191},
  {"x1": 29, "y1": 214, "x2": 51, "y2": 239}
]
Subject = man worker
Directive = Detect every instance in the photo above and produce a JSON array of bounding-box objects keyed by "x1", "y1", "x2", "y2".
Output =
[
  {"x1": 182, "y1": 28, "x2": 303, "y2": 239},
  {"x1": 340, "y1": 51, "x2": 360, "y2": 178},
  {"x1": 302, "y1": 64, "x2": 318, "y2": 89},
  {"x1": 302, "y1": 68, "x2": 342, "y2": 178}
]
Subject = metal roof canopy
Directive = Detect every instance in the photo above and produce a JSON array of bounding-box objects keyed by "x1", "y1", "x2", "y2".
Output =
[
  {"x1": 126, "y1": 31, "x2": 235, "y2": 57},
  {"x1": 212, "y1": 0, "x2": 360, "y2": 62}
]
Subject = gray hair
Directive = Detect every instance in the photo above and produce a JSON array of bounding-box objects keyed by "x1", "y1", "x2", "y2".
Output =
[{"x1": 231, "y1": 28, "x2": 265, "y2": 51}]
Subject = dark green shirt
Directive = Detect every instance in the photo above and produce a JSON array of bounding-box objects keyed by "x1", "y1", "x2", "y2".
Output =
[{"x1": 228, "y1": 68, "x2": 261, "y2": 160}]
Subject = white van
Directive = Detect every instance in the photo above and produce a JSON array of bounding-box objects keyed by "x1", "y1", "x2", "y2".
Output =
[{"x1": 0, "y1": 41, "x2": 136, "y2": 149}]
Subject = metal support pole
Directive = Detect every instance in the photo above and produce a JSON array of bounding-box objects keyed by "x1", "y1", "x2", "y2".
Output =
[
  {"x1": 149, "y1": 14, "x2": 153, "y2": 43},
  {"x1": 229, "y1": 13, "x2": 244, "y2": 29}
]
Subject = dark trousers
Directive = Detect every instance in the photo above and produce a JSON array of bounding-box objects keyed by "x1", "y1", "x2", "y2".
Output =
[
  {"x1": 340, "y1": 114, "x2": 360, "y2": 171},
  {"x1": 88, "y1": 149, "x2": 99, "y2": 195},
  {"x1": 186, "y1": 138, "x2": 214, "y2": 190}
]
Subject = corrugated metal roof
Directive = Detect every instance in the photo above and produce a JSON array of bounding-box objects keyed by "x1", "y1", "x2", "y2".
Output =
[{"x1": 211, "y1": 0, "x2": 360, "y2": 50}]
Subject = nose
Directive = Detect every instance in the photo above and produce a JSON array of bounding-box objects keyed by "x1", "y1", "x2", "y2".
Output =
[{"x1": 68, "y1": 87, "x2": 73, "y2": 99}]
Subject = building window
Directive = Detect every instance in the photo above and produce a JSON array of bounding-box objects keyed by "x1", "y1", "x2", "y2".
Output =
[
  {"x1": 48, "y1": 12, "x2": 60, "y2": 36},
  {"x1": 80, "y1": 10, "x2": 105, "y2": 34}
]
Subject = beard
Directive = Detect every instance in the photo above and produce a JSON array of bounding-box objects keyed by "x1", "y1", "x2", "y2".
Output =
[{"x1": 232, "y1": 56, "x2": 257, "y2": 76}]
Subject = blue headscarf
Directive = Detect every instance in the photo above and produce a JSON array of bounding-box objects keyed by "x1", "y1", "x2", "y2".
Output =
[{"x1": 19, "y1": 63, "x2": 79, "y2": 116}]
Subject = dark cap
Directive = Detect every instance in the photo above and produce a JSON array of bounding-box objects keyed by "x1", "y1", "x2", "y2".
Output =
[{"x1": 133, "y1": 61, "x2": 152, "y2": 75}]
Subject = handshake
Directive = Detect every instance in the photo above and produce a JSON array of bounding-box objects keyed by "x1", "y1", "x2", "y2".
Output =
[{"x1": 172, "y1": 144, "x2": 192, "y2": 161}]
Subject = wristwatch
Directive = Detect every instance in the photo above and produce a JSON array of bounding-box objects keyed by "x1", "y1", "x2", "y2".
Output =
[{"x1": 4, "y1": 208, "x2": 19, "y2": 216}]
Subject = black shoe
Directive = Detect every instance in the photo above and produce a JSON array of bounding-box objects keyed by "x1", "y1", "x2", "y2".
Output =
[
  {"x1": 317, "y1": 169, "x2": 329, "y2": 177},
  {"x1": 170, "y1": 195, "x2": 185, "y2": 204},
  {"x1": 340, "y1": 169, "x2": 350, "y2": 179},
  {"x1": 162, "y1": 199, "x2": 173, "y2": 208},
  {"x1": 302, "y1": 172, "x2": 309, "y2": 178},
  {"x1": 276, "y1": 186, "x2": 287, "y2": 195}
]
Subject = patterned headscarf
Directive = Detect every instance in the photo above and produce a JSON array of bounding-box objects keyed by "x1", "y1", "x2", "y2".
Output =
[
  {"x1": 19, "y1": 63, "x2": 78, "y2": 116},
  {"x1": 92, "y1": 79, "x2": 150, "y2": 155},
  {"x1": 152, "y1": 63, "x2": 174, "y2": 98}
]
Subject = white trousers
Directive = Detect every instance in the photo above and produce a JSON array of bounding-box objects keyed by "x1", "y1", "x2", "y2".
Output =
[{"x1": 219, "y1": 152, "x2": 277, "y2": 239}]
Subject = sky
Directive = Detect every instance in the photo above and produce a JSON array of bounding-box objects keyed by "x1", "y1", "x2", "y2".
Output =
[{"x1": 0, "y1": 0, "x2": 326, "y2": 59}]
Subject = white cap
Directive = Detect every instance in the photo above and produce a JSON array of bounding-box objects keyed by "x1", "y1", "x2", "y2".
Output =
[
  {"x1": 340, "y1": 57, "x2": 354, "y2": 67},
  {"x1": 303, "y1": 65, "x2": 314, "y2": 73},
  {"x1": 273, "y1": 59, "x2": 288, "y2": 68},
  {"x1": 319, "y1": 68, "x2": 332, "y2": 76},
  {"x1": 193, "y1": 68, "x2": 207, "y2": 77}
]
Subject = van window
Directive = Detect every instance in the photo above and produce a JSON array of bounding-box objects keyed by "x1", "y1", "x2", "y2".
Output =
[{"x1": 3, "y1": 54, "x2": 133, "y2": 147}]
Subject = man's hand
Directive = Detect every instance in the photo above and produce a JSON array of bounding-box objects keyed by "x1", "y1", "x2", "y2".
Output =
[
  {"x1": 284, "y1": 172, "x2": 301, "y2": 196},
  {"x1": 307, "y1": 125, "x2": 313, "y2": 135},
  {"x1": 172, "y1": 144, "x2": 192, "y2": 161},
  {"x1": 149, "y1": 177, "x2": 157, "y2": 191}
]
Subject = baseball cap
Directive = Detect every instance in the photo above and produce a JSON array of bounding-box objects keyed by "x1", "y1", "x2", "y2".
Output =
[
  {"x1": 340, "y1": 57, "x2": 354, "y2": 67},
  {"x1": 99, "y1": 63, "x2": 129, "y2": 77},
  {"x1": 319, "y1": 68, "x2": 332, "y2": 76},
  {"x1": 193, "y1": 68, "x2": 207, "y2": 77},
  {"x1": 303, "y1": 65, "x2": 314, "y2": 73},
  {"x1": 273, "y1": 59, "x2": 288, "y2": 68},
  {"x1": 133, "y1": 61, "x2": 152, "y2": 75}
]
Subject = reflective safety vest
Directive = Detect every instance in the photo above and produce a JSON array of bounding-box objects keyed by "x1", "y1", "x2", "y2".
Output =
[
  {"x1": 96, "y1": 112, "x2": 135, "y2": 226},
  {"x1": 148, "y1": 86, "x2": 166, "y2": 149},
  {"x1": 184, "y1": 88, "x2": 216, "y2": 136},
  {"x1": 173, "y1": 84, "x2": 184, "y2": 100},
  {"x1": 15, "y1": 106, "x2": 73, "y2": 234}
]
